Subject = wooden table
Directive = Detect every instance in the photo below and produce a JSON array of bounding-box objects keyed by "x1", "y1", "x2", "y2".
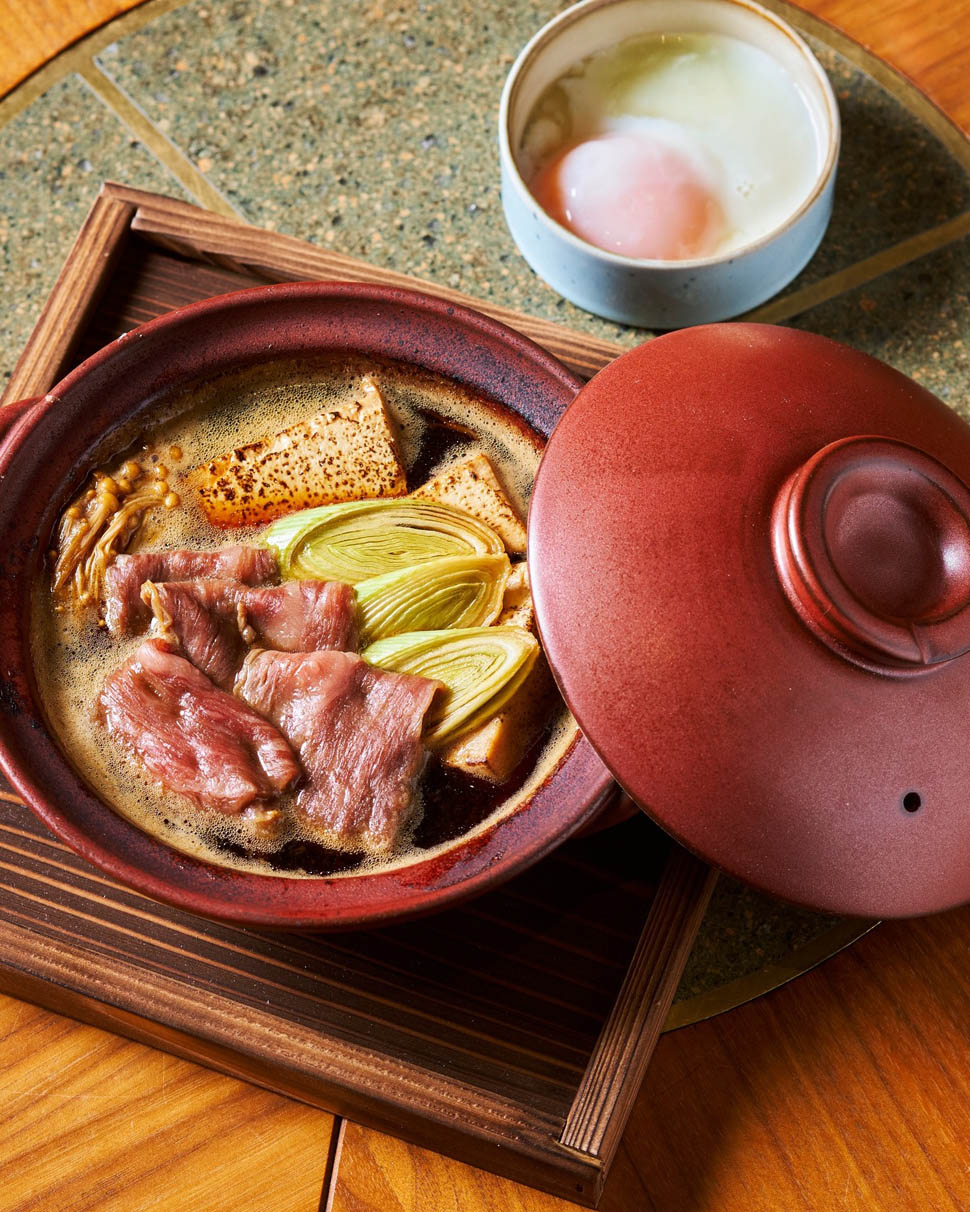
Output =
[{"x1": 1, "y1": 1, "x2": 969, "y2": 1209}]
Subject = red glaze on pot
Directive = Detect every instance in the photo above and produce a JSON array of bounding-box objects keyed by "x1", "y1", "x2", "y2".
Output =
[
  {"x1": 529, "y1": 323, "x2": 970, "y2": 918},
  {"x1": 0, "y1": 283, "x2": 613, "y2": 930}
]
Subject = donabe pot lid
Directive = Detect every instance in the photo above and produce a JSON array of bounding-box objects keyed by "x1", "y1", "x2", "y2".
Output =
[{"x1": 528, "y1": 323, "x2": 970, "y2": 918}]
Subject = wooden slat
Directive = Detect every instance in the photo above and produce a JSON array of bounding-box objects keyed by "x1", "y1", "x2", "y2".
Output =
[
  {"x1": 560, "y1": 850, "x2": 718, "y2": 1166},
  {"x1": 1, "y1": 190, "x2": 135, "y2": 405},
  {"x1": 114, "y1": 184, "x2": 629, "y2": 380},
  {"x1": 0, "y1": 802, "x2": 650, "y2": 1095},
  {"x1": 0, "y1": 180, "x2": 711, "y2": 1204}
]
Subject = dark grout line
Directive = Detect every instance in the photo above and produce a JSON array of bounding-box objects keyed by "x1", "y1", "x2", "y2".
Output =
[
  {"x1": 77, "y1": 59, "x2": 244, "y2": 219},
  {"x1": 320, "y1": 1117, "x2": 348, "y2": 1212},
  {"x1": 744, "y1": 211, "x2": 970, "y2": 324}
]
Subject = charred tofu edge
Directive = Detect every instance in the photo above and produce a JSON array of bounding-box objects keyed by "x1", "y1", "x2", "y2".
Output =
[{"x1": 187, "y1": 374, "x2": 408, "y2": 527}]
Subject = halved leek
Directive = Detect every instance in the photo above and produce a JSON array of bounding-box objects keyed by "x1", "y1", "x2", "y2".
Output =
[
  {"x1": 263, "y1": 499, "x2": 504, "y2": 583},
  {"x1": 363, "y1": 626, "x2": 539, "y2": 746},
  {"x1": 356, "y1": 554, "x2": 511, "y2": 645}
]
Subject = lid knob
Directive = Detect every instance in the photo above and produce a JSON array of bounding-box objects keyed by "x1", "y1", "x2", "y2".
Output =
[{"x1": 772, "y1": 436, "x2": 970, "y2": 672}]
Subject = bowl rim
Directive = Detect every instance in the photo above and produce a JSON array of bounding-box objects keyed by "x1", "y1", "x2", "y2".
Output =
[
  {"x1": 0, "y1": 280, "x2": 615, "y2": 930},
  {"x1": 498, "y1": 0, "x2": 842, "y2": 271}
]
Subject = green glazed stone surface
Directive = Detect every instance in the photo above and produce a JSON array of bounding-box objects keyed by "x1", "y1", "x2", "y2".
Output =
[
  {"x1": 792, "y1": 235, "x2": 970, "y2": 415},
  {"x1": 0, "y1": 74, "x2": 190, "y2": 382},
  {"x1": 93, "y1": 2, "x2": 970, "y2": 326}
]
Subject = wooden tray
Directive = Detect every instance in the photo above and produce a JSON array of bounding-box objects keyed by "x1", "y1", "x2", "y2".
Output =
[{"x1": 0, "y1": 183, "x2": 716, "y2": 1208}]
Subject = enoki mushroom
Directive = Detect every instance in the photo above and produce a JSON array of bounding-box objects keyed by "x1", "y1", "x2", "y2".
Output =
[{"x1": 52, "y1": 460, "x2": 181, "y2": 610}]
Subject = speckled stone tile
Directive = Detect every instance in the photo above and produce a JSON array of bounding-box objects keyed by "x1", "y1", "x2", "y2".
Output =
[
  {"x1": 95, "y1": 0, "x2": 641, "y2": 341},
  {"x1": 0, "y1": 74, "x2": 191, "y2": 384},
  {"x1": 790, "y1": 235, "x2": 970, "y2": 413},
  {"x1": 674, "y1": 877, "x2": 840, "y2": 1004},
  {"x1": 96, "y1": 0, "x2": 969, "y2": 341},
  {"x1": 789, "y1": 38, "x2": 970, "y2": 288}
]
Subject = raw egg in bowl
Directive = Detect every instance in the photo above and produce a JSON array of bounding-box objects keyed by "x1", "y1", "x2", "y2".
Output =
[{"x1": 499, "y1": 0, "x2": 840, "y2": 327}]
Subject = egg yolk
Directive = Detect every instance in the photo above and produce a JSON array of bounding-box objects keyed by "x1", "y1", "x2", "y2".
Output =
[{"x1": 530, "y1": 133, "x2": 726, "y2": 261}]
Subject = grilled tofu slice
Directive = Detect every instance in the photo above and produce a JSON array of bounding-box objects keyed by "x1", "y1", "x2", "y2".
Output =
[
  {"x1": 495, "y1": 561, "x2": 533, "y2": 630},
  {"x1": 412, "y1": 452, "x2": 527, "y2": 554},
  {"x1": 188, "y1": 374, "x2": 407, "y2": 527}
]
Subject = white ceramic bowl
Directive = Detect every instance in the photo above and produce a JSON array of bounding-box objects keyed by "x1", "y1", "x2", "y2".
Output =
[{"x1": 498, "y1": 0, "x2": 840, "y2": 328}]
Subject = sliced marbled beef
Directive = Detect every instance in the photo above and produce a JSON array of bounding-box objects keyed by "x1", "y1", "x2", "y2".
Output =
[
  {"x1": 142, "y1": 580, "x2": 248, "y2": 690},
  {"x1": 99, "y1": 638, "x2": 299, "y2": 831},
  {"x1": 104, "y1": 545, "x2": 277, "y2": 636},
  {"x1": 235, "y1": 649, "x2": 441, "y2": 854},
  {"x1": 143, "y1": 578, "x2": 358, "y2": 689},
  {"x1": 240, "y1": 580, "x2": 358, "y2": 653}
]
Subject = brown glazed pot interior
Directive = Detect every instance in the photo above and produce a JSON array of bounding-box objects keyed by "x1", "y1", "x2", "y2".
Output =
[{"x1": 0, "y1": 282, "x2": 612, "y2": 929}]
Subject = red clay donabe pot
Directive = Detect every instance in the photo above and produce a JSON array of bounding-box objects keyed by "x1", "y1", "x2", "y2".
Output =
[{"x1": 0, "y1": 282, "x2": 614, "y2": 930}]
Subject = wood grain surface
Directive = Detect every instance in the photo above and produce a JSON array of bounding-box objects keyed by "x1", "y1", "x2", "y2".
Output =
[
  {"x1": 811, "y1": 0, "x2": 970, "y2": 132},
  {"x1": 1, "y1": 0, "x2": 969, "y2": 1210},
  {"x1": 0, "y1": 994, "x2": 333, "y2": 1212},
  {"x1": 330, "y1": 903, "x2": 970, "y2": 1212},
  {"x1": 2, "y1": 192, "x2": 136, "y2": 400},
  {"x1": 0, "y1": 0, "x2": 146, "y2": 98}
]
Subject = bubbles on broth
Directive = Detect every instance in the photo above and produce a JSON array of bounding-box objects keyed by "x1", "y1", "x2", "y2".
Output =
[{"x1": 31, "y1": 355, "x2": 577, "y2": 879}]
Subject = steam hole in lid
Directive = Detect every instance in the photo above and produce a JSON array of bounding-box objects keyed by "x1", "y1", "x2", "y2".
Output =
[{"x1": 902, "y1": 791, "x2": 922, "y2": 813}]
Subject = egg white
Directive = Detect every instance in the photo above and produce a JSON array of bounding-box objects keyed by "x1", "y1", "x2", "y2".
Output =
[{"x1": 521, "y1": 32, "x2": 822, "y2": 258}]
